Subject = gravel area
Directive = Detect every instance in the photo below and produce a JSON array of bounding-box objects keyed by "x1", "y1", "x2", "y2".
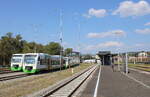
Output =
[
  {"x1": 0, "y1": 63, "x2": 92, "y2": 97},
  {"x1": 0, "y1": 72, "x2": 25, "y2": 78}
]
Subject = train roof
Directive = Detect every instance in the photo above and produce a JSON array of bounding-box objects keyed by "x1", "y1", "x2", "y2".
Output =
[
  {"x1": 13, "y1": 53, "x2": 25, "y2": 55},
  {"x1": 12, "y1": 54, "x2": 25, "y2": 58},
  {"x1": 25, "y1": 53, "x2": 49, "y2": 56},
  {"x1": 23, "y1": 53, "x2": 65, "y2": 58}
]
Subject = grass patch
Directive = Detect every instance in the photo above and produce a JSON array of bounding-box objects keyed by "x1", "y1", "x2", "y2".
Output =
[
  {"x1": 130, "y1": 66, "x2": 150, "y2": 72},
  {"x1": 128, "y1": 63, "x2": 150, "y2": 72},
  {"x1": 0, "y1": 63, "x2": 93, "y2": 97},
  {"x1": 128, "y1": 63, "x2": 150, "y2": 67},
  {"x1": 129, "y1": 63, "x2": 150, "y2": 66}
]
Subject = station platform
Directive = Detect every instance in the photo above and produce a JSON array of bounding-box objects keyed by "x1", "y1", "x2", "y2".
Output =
[{"x1": 80, "y1": 65, "x2": 150, "y2": 97}]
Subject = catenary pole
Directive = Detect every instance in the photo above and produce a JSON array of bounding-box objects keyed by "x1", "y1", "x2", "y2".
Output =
[{"x1": 59, "y1": 10, "x2": 63, "y2": 71}]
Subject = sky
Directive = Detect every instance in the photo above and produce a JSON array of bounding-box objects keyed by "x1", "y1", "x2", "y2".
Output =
[{"x1": 0, "y1": 0, "x2": 150, "y2": 54}]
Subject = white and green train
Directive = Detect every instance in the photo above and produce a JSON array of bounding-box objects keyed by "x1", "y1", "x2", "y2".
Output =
[
  {"x1": 22, "y1": 53, "x2": 80, "y2": 74},
  {"x1": 11, "y1": 54, "x2": 25, "y2": 71}
]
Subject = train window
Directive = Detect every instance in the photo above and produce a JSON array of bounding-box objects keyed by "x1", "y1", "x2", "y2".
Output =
[
  {"x1": 51, "y1": 60, "x2": 54, "y2": 65},
  {"x1": 43, "y1": 58, "x2": 47, "y2": 65},
  {"x1": 45, "y1": 58, "x2": 48, "y2": 65},
  {"x1": 38, "y1": 57, "x2": 40, "y2": 61},
  {"x1": 13, "y1": 55, "x2": 23, "y2": 57},
  {"x1": 63, "y1": 60, "x2": 66, "y2": 64},
  {"x1": 51, "y1": 60, "x2": 60, "y2": 65},
  {"x1": 40, "y1": 59, "x2": 45, "y2": 65},
  {"x1": 38, "y1": 57, "x2": 40, "y2": 65},
  {"x1": 49, "y1": 59, "x2": 51, "y2": 65}
]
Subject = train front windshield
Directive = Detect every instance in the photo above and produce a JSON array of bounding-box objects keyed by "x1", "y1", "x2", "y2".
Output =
[
  {"x1": 24, "y1": 55, "x2": 37, "y2": 64},
  {"x1": 11, "y1": 58, "x2": 21, "y2": 63},
  {"x1": 11, "y1": 55, "x2": 22, "y2": 63}
]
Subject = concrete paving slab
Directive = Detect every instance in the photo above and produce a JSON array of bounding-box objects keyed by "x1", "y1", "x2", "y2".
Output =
[{"x1": 81, "y1": 66, "x2": 150, "y2": 97}]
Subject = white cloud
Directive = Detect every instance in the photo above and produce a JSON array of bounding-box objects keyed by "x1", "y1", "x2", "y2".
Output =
[
  {"x1": 113, "y1": 1, "x2": 150, "y2": 17},
  {"x1": 83, "y1": 8, "x2": 107, "y2": 18},
  {"x1": 101, "y1": 41, "x2": 123, "y2": 47},
  {"x1": 85, "y1": 41, "x2": 123, "y2": 51},
  {"x1": 135, "y1": 28, "x2": 150, "y2": 34},
  {"x1": 135, "y1": 43, "x2": 146, "y2": 47},
  {"x1": 145, "y1": 22, "x2": 150, "y2": 26},
  {"x1": 87, "y1": 30, "x2": 126, "y2": 38}
]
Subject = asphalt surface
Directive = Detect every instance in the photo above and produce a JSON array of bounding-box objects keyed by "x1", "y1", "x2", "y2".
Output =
[
  {"x1": 128, "y1": 68, "x2": 150, "y2": 86},
  {"x1": 80, "y1": 66, "x2": 100, "y2": 97},
  {"x1": 80, "y1": 65, "x2": 150, "y2": 97}
]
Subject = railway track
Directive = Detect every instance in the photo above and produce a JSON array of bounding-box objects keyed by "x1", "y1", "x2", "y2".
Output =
[
  {"x1": 0, "y1": 67, "x2": 14, "y2": 74},
  {"x1": 0, "y1": 70, "x2": 15, "y2": 74},
  {"x1": 39, "y1": 65, "x2": 97, "y2": 97},
  {"x1": 0, "y1": 73, "x2": 29, "y2": 81}
]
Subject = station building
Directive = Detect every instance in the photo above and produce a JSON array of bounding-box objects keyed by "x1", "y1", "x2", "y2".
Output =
[{"x1": 97, "y1": 51, "x2": 113, "y2": 65}]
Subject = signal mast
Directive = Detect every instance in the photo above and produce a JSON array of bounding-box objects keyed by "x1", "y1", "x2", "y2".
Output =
[{"x1": 59, "y1": 10, "x2": 63, "y2": 71}]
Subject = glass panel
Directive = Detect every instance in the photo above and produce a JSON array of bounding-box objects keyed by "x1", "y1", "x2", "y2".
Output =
[
  {"x1": 24, "y1": 58, "x2": 35, "y2": 64},
  {"x1": 11, "y1": 58, "x2": 21, "y2": 63},
  {"x1": 24, "y1": 55, "x2": 37, "y2": 64},
  {"x1": 13, "y1": 55, "x2": 23, "y2": 57}
]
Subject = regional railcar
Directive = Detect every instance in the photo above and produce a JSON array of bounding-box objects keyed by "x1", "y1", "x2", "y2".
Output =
[
  {"x1": 64, "y1": 56, "x2": 80, "y2": 68},
  {"x1": 23, "y1": 53, "x2": 65, "y2": 73},
  {"x1": 11, "y1": 54, "x2": 25, "y2": 71}
]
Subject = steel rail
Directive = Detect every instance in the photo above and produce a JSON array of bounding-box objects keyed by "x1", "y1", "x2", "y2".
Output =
[
  {"x1": 42, "y1": 65, "x2": 97, "y2": 97},
  {"x1": 0, "y1": 74, "x2": 29, "y2": 81}
]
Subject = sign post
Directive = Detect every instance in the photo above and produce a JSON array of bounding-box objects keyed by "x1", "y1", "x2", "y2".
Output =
[
  {"x1": 118, "y1": 53, "x2": 120, "y2": 71},
  {"x1": 125, "y1": 52, "x2": 128, "y2": 74}
]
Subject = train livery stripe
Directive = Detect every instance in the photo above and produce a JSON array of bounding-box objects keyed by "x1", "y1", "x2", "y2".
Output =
[
  {"x1": 11, "y1": 67, "x2": 22, "y2": 71},
  {"x1": 23, "y1": 69, "x2": 39, "y2": 73}
]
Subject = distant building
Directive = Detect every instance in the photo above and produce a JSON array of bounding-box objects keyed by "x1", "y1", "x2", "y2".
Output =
[
  {"x1": 127, "y1": 51, "x2": 150, "y2": 63},
  {"x1": 112, "y1": 54, "x2": 123, "y2": 64},
  {"x1": 127, "y1": 51, "x2": 148, "y2": 58},
  {"x1": 137, "y1": 51, "x2": 148, "y2": 58}
]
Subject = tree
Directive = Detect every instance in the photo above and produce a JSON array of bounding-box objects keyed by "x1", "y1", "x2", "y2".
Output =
[
  {"x1": 22, "y1": 41, "x2": 34, "y2": 53},
  {"x1": 64, "y1": 48, "x2": 73, "y2": 56},
  {"x1": 45, "y1": 42, "x2": 61, "y2": 55},
  {"x1": 0, "y1": 32, "x2": 24, "y2": 65},
  {"x1": 0, "y1": 32, "x2": 67, "y2": 66},
  {"x1": 12, "y1": 34, "x2": 24, "y2": 53},
  {"x1": 82, "y1": 54, "x2": 93, "y2": 60}
]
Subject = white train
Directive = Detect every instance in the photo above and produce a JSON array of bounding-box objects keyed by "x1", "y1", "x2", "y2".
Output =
[
  {"x1": 11, "y1": 54, "x2": 25, "y2": 71},
  {"x1": 64, "y1": 57, "x2": 80, "y2": 68},
  {"x1": 22, "y1": 53, "x2": 80, "y2": 73}
]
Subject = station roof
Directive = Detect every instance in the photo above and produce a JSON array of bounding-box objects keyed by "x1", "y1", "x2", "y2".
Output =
[{"x1": 97, "y1": 51, "x2": 111, "y2": 56}]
